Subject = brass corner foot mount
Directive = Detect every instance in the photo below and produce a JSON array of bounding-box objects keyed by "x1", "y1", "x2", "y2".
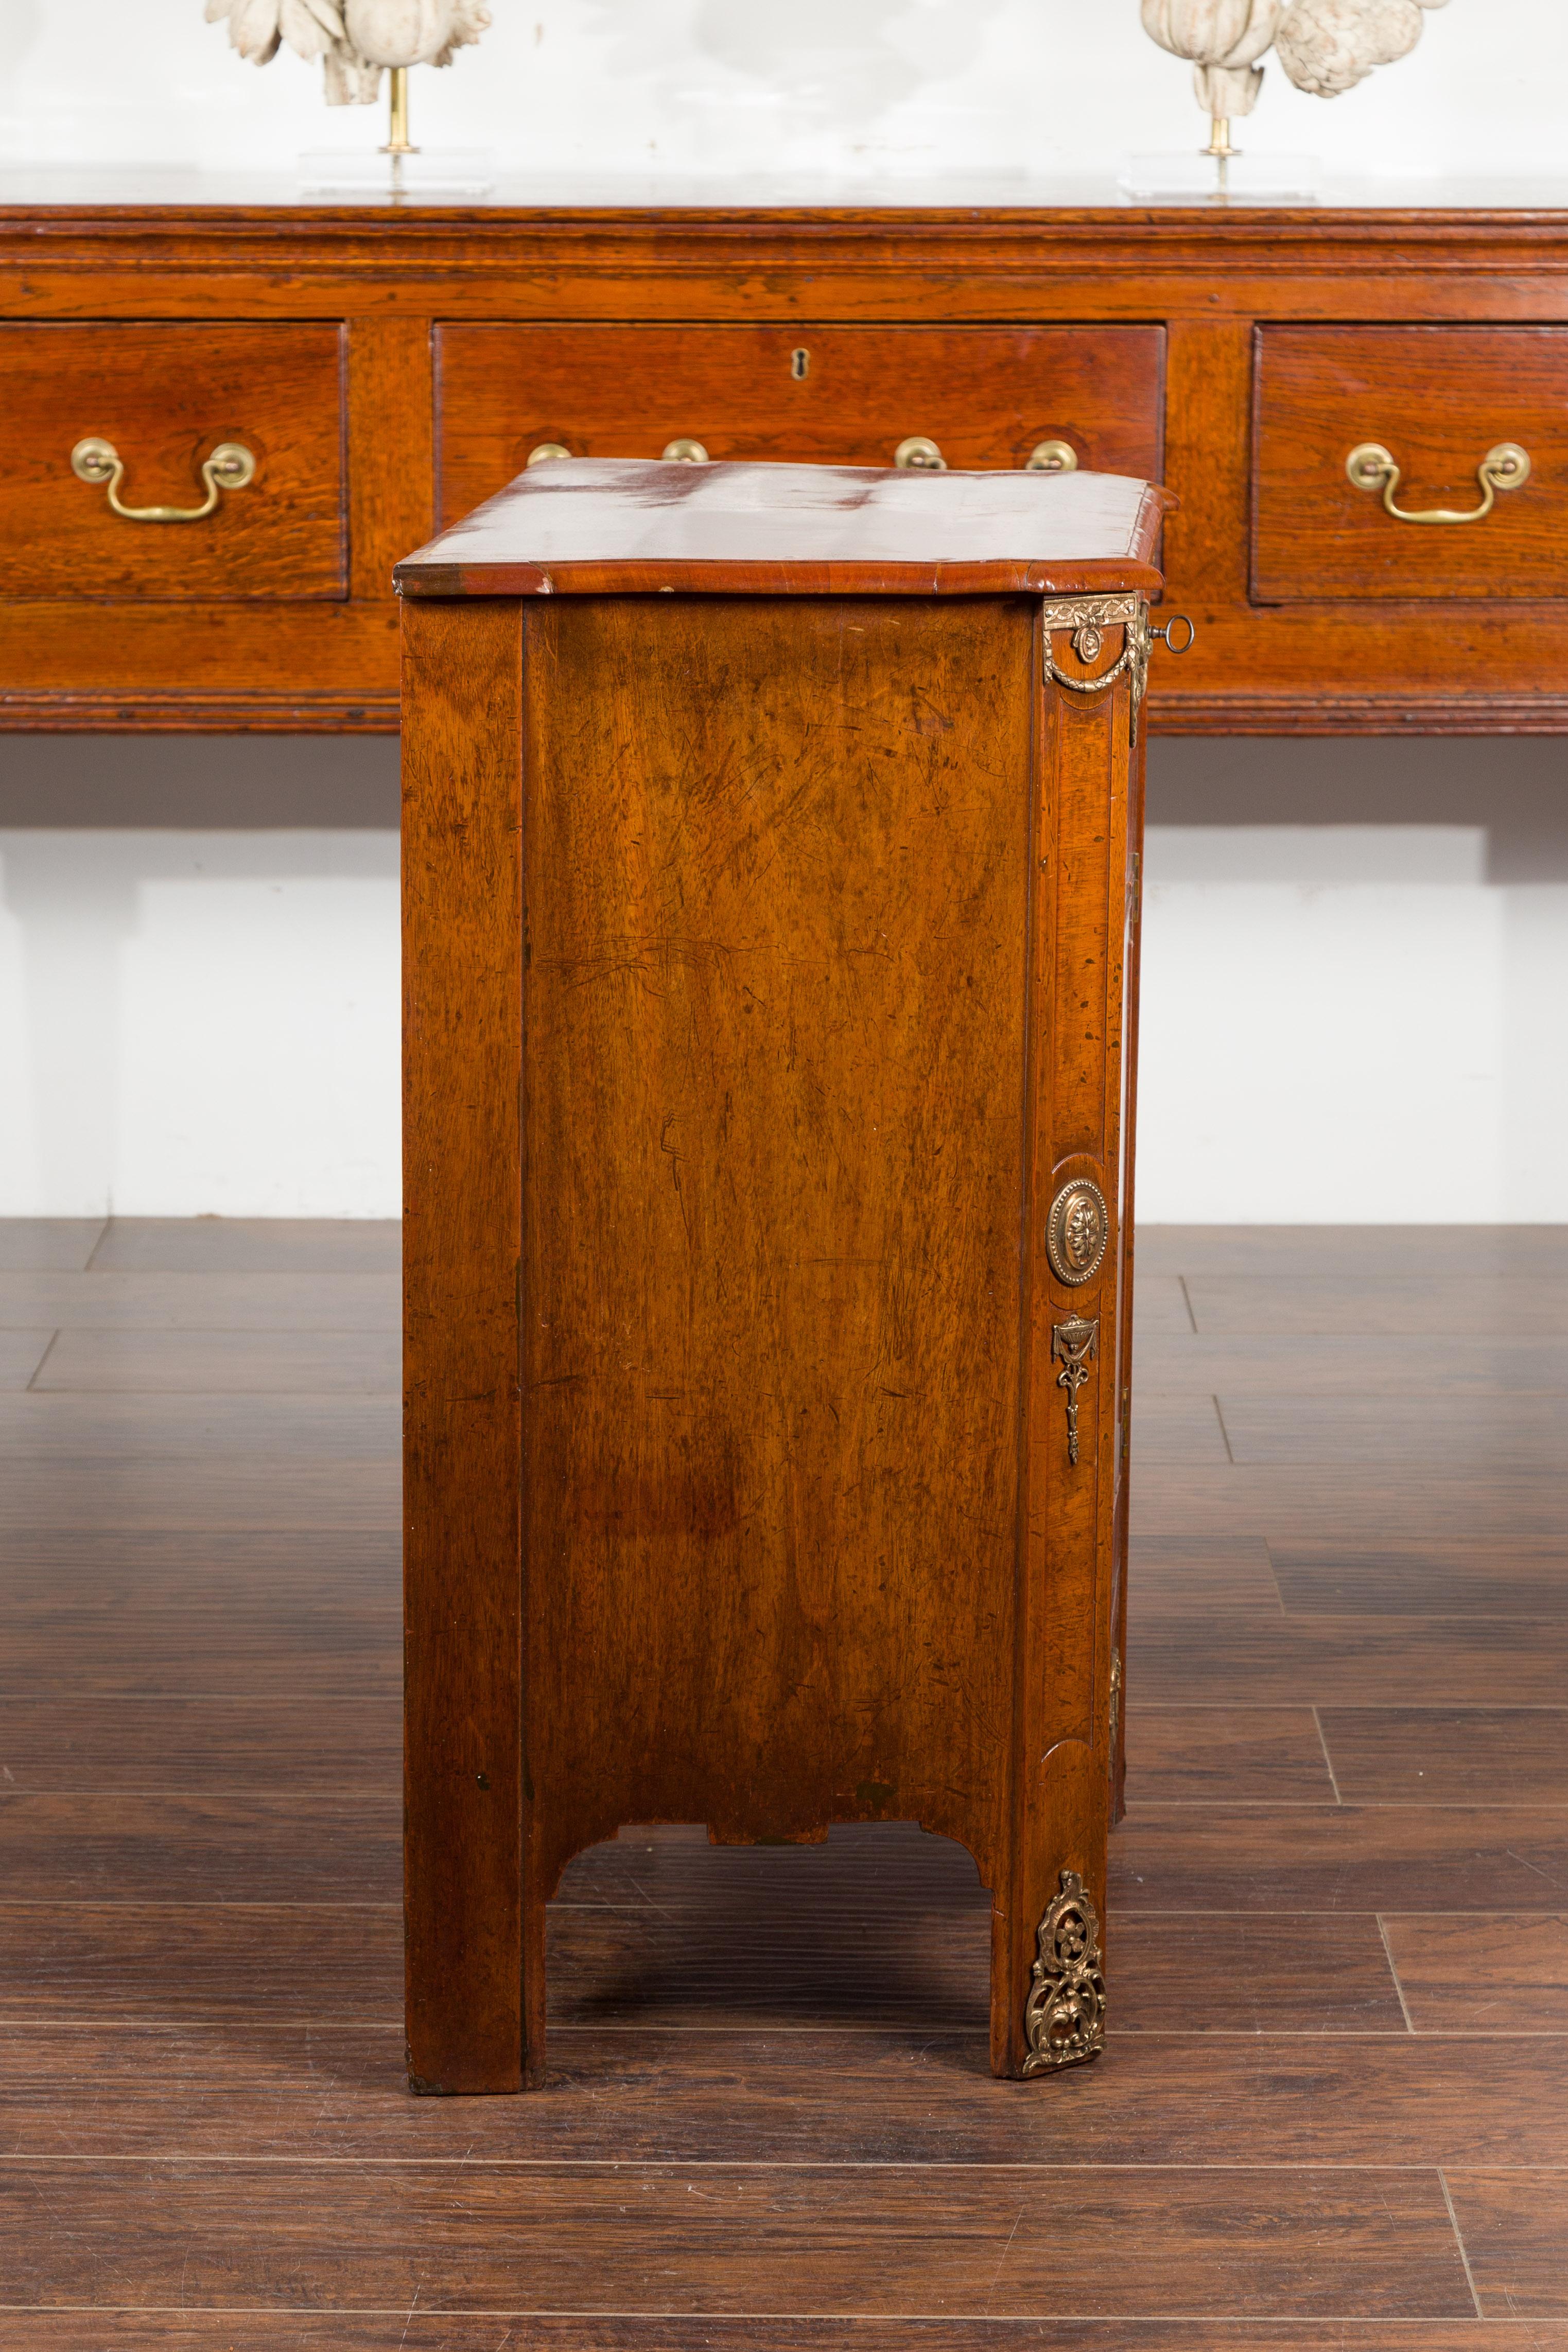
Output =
[{"x1": 1022, "y1": 1868, "x2": 1106, "y2": 2075}]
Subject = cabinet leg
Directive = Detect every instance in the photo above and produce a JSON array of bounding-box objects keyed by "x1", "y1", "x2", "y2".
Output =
[
  {"x1": 522, "y1": 1870, "x2": 548, "y2": 2090},
  {"x1": 991, "y1": 1856, "x2": 1107, "y2": 2078},
  {"x1": 989, "y1": 1731, "x2": 1109, "y2": 2078}
]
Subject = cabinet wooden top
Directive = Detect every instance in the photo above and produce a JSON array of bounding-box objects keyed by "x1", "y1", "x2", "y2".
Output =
[
  {"x1": 5, "y1": 184, "x2": 1568, "y2": 288},
  {"x1": 394, "y1": 458, "x2": 1170, "y2": 600}
]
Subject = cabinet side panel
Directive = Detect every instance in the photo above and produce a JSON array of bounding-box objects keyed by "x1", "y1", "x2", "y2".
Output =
[
  {"x1": 521, "y1": 594, "x2": 1033, "y2": 1894},
  {"x1": 403, "y1": 597, "x2": 526, "y2": 2094}
]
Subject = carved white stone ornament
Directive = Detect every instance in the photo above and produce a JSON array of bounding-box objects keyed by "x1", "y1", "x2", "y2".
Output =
[
  {"x1": 1141, "y1": 0, "x2": 1450, "y2": 127},
  {"x1": 1140, "y1": 1, "x2": 1286, "y2": 125},
  {"x1": 204, "y1": 0, "x2": 491, "y2": 104},
  {"x1": 1273, "y1": 0, "x2": 1449, "y2": 96}
]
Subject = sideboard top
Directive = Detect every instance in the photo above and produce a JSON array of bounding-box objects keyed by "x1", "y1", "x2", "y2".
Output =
[
  {"x1": 394, "y1": 459, "x2": 1170, "y2": 601},
  {"x1": 4, "y1": 167, "x2": 1568, "y2": 220}
]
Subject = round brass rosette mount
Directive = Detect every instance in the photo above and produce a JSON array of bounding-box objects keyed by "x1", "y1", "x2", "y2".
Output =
[{"x1": 1045, "y1": 1177, "x2": 1109, "y2": 1287}]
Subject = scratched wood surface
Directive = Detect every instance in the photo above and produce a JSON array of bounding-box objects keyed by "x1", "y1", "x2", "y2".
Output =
[
  {"x1": 519, "y1": 593, "x2": 1033, "y2": 1895},
  {"x1": 3, "y1": 1217, "x2": 1567, "y2": 2339}
]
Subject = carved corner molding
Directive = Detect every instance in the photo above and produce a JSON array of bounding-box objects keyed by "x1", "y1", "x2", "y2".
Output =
[{"x1": 1022, "y1": 1868, "x2": 1107, "y2": 2075}]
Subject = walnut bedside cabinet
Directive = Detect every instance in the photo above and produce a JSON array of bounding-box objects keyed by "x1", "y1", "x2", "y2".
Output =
[{"x1": 397, "y1": 457, "x2": 1178, "y2": 2092}]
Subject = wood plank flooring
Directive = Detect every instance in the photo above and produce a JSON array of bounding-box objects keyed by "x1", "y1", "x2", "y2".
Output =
[{"x1": 1, "y1": 1216, "x2": 1565, "y2": 2345}]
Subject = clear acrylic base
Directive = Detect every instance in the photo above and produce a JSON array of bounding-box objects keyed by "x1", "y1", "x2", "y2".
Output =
[
  {"x1": 1118, "y1": 150, "x2": 1320, "y2": 203},
  {"x1": 298, "y1": 148, "x2": 496, "y2": 200}
]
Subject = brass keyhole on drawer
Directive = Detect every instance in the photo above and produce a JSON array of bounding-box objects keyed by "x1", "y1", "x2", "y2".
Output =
[
  {"x1": 790, "y1": 347, "x2": 810, "y2": 380},
  {"x1": 894, "y1": 435, "x2": 947, "y2": 471}
]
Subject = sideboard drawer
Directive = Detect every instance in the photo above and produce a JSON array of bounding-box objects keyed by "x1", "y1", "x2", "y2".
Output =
[
  {"x1": 1253, "y1": 325, "x2": 1568, "y2": 603},
  {"x1": 435, "y1": 325, "x2": 1165, "y2": 524},
  {"x1": 0, "y1": 324, "x2": 347, "y2": 601}
]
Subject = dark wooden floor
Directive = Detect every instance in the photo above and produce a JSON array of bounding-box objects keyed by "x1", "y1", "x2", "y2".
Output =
[{"x1": 3, "y1": 1217, "x2": 1567, "y2": 2346}]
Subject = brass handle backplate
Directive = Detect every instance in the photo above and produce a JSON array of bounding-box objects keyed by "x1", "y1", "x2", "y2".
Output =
[
  {"x1": 71, "y1": 436, "x2": 256, "y2": 524},
  {"x1": 1346, "y1": 439, "x2": 1531, "y2": 526},
  {"x1": 900, "y1": 437, "x2": 1080, "y2": 474}
]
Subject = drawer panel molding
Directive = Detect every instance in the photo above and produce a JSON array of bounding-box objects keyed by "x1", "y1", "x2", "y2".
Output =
[
  {"x1": 0, "y1": 323, "x2": 349, "y2": 603},
  {"x1": 1253, "y1": 324, "x2": 1568, "y2": 603},
  {"x1": 435, "y1": 323, "x2": 1165, "y2": 527}
]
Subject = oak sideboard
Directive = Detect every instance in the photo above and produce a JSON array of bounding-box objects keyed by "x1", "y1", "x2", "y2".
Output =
[{"x1": 3, "y1": 182, "x2": 1567, "y2": 735}]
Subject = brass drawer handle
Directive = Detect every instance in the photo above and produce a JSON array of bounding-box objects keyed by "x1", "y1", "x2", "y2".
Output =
[
  {"x1": 71, "y1": 435, "x2": 256, "y2": 523},
  {"x1": 1026, "y1": 440, "x2": 1079, "y2": 474},
  {"x1": 1346, "y1": 439, "x2": 1531, "y2": 525},
  {"x1": 526, "y1": 442, "x2": 572, "y2": 467}
]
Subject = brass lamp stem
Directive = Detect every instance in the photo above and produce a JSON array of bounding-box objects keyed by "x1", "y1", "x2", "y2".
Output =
[
  {"x1": 382, "y1": 65, "x2": 417, "y2": 156},
  {"x1": 1202, "y1": 114, "x2": 1239, "y2": 159}
]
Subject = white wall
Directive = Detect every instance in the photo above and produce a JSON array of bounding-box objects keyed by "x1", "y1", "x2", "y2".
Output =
[
  {"x1": 0, "y1": 741, "x2": 401, "y2": 1218},
  {"x1": 1, "y1": 2, "x2": 1565, "y2": 1221},
  {"x1": 1141, "y1": 740, "x2": 1568, "y2": 1224},
  {"x1": 0, "y1": 0, "x2": 1562, "y2": 185},
  {"x1": 3, "y1": 734, "x2": 1564, "y2": 1223}
]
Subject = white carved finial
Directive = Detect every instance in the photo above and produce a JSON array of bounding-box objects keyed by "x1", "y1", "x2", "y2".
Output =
[
  {"x1": 204, "y1": 0, "x2": 490, "y2": 104},
  {"x1": 1140, "y1": 0, "x2": 1452, "y2": 123},
  {"x1": 1140, "y1": 1, "x2": 1288, "y2": 123}
]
